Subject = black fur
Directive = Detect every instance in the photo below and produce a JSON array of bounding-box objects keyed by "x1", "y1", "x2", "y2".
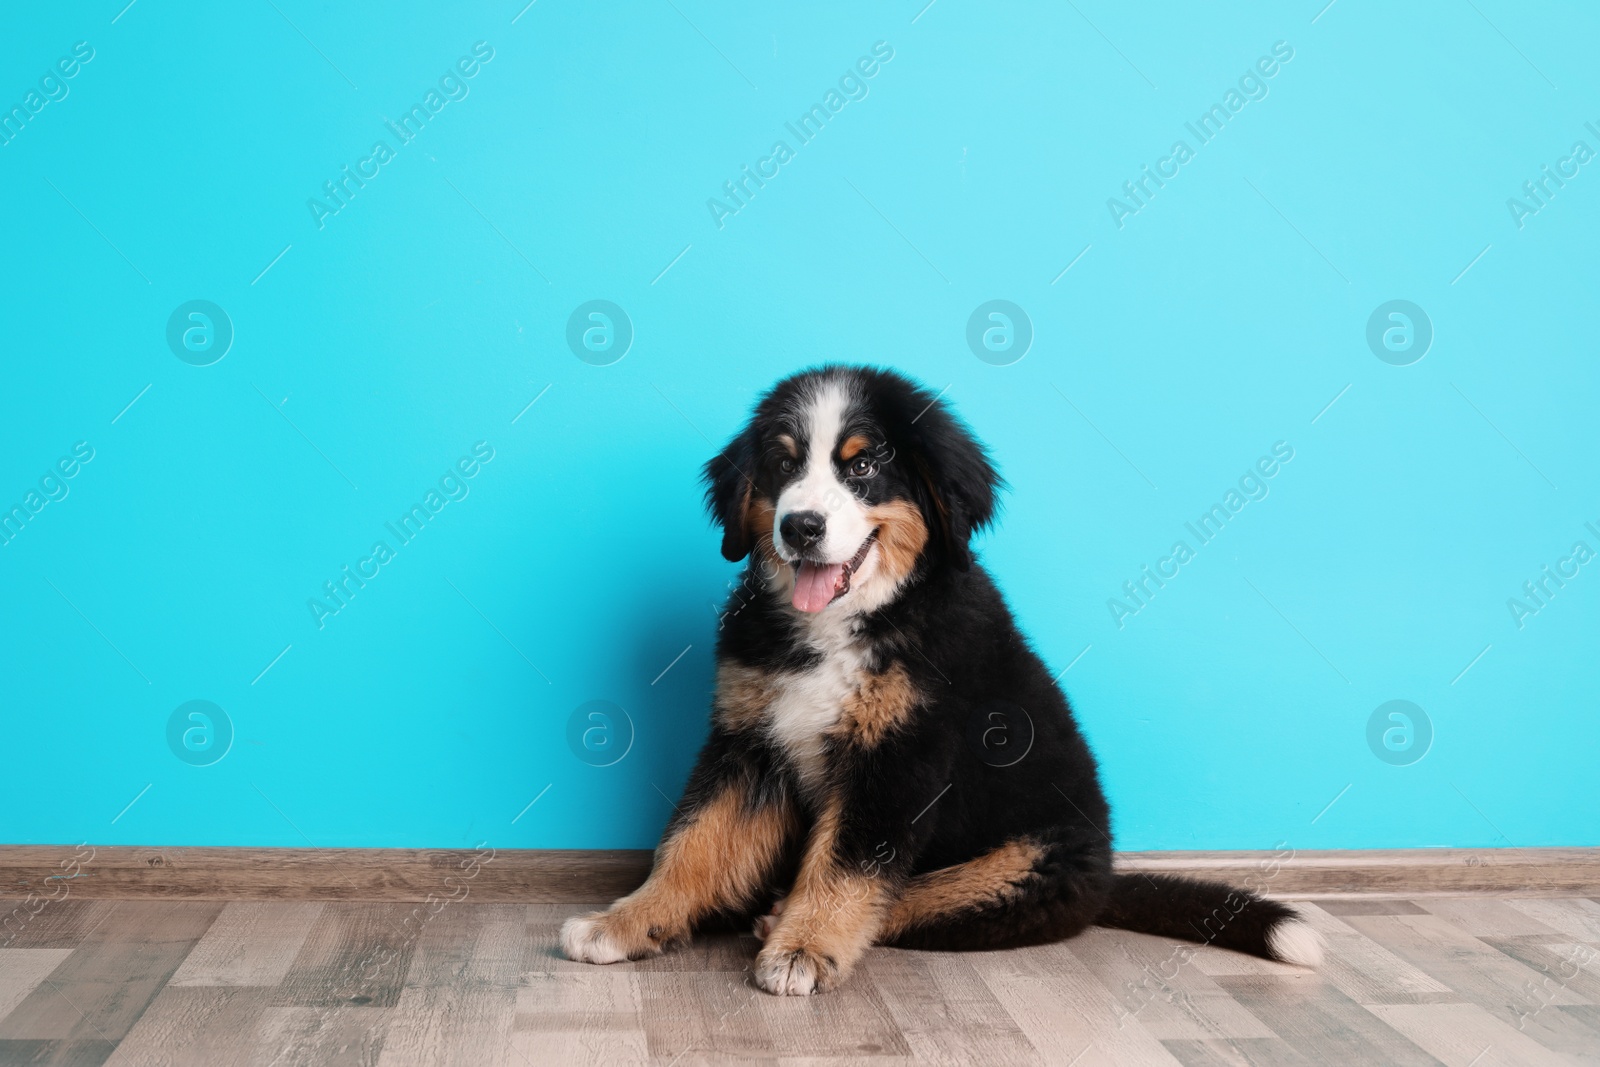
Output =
[{"x1": 692, "y1": 365, "x2": 1311, "y2": 965}]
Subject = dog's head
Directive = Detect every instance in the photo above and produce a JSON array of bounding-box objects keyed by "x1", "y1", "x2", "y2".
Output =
[{"x1": 704, "y1": 366, "x2": 1001, "y2": 615}]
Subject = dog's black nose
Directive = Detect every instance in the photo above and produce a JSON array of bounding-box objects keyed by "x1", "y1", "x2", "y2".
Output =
[{"x1": 779, "y1": 510, "x2": 826, "y2": 552}]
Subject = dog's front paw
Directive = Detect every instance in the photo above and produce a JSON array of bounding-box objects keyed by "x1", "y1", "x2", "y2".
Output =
[
  {"x1": 560, "y1": 911, "x2": 631, "y2": 964},
  {"x1": 560, "y1": 910, "x2": 663, "y2": 965},
  {"x1": 754, "y1": 944, "x2": 838, "y2": 996}
]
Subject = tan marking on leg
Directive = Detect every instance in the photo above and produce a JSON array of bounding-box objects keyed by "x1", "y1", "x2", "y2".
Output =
[
  {"x1": 834, "y1": 663, "x2": 917, "y2": 748},
  {"x1": 839, "y1": 435, "x2": 872, "y2": 460},
  {"x1": 755, "y1": 799, "x2": 887, "y2": 995},
  {"x1": 561, "y1": 784, "x2": 794, "y2": 964},
  {"x1": 865, "y1": 500, "x2": 929, "y2": 584},
  {"x1": 714, "y1": 661, "x2": 777, "y2": 732},
  {"x1": 879, "y1": 838, "x2": 1044, "y2": 942}
]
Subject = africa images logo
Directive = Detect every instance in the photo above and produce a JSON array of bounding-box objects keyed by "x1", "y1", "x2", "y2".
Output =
[
  {"x1": 1506, "y1": 120, "x2": 1600, "y2": 231},
  {"x1": 306, "y1": 42, "x2": 495, "y2": 230},
  {"x1": 1, "y1": 41, "x2": 94, "y2": 148},
  {"x1": 706, "y1": 41, "x2": 895, "y2": 230},
  {"x1": 1106, "y1": 41, "x2": 1295, "y2": 229},
  {"x1": 307, "y1": 442, "x2": 495, "y2": 629},
  {"x1": 1107, "y1": 442, "x2": 1295, "y2": 628}
]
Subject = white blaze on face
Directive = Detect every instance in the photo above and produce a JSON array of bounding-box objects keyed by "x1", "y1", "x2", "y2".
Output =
[{"x1": 772, "y1": 379, "x2": 878, "y2": 613}]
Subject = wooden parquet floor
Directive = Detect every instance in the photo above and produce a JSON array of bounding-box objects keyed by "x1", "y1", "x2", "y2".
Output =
[{"x1": 1, "y1": 896, "x2": 1598, "y2": 1065}]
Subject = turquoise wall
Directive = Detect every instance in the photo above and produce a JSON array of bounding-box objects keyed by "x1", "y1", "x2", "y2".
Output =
[{"x1": 2, "y1": 1, "x2": 1595, "y2": 850}]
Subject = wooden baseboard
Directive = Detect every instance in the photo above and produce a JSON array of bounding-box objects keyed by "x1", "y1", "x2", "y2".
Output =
[
  {"x1": 2, "y1": 846, "x2": 1595, "y2": 902},
  {"x1": 1118, "y1": 848, "x2": 1599, "y2": 898}
]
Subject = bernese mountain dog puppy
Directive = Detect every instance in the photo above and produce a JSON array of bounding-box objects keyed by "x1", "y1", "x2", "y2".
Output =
[{"x1": 562, "y1": 365, "x2": 1324, "y2": 995}]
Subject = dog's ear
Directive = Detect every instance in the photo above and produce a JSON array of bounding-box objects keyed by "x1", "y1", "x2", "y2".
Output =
[
  {"x1": 903, "y1": 393, "x2": 1001, "y2": 571},
  {"x1": 702, "y1": 426, "x2": 760, "y2": 563}
]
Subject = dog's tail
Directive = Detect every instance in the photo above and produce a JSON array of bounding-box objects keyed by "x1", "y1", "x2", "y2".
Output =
[{"x1": 1096, "y1": 873, "x2": 1325, "y2": 967}]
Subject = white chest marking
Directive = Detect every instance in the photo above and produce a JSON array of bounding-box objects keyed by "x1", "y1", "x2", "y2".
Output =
[{"x1": 766, "y1": 618, "x2": 866, "y2": 790}]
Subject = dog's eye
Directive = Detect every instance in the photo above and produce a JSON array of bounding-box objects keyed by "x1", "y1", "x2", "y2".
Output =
[
  {"x1": 778, "y1": 457, "x2": 797, "y2": 475},
  {"x1": 848, "y1": 457, "x2": 876, "y2": 478}
]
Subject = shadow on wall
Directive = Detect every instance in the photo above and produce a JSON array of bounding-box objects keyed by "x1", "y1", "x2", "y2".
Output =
[{"x1": 566, "y1": 561, "x2": 729, "y2": 815}]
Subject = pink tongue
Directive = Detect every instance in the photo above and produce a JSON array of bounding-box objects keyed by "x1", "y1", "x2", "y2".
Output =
[{"x1": 792, "y1": 561, "x2": 846, "y2": 613}]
